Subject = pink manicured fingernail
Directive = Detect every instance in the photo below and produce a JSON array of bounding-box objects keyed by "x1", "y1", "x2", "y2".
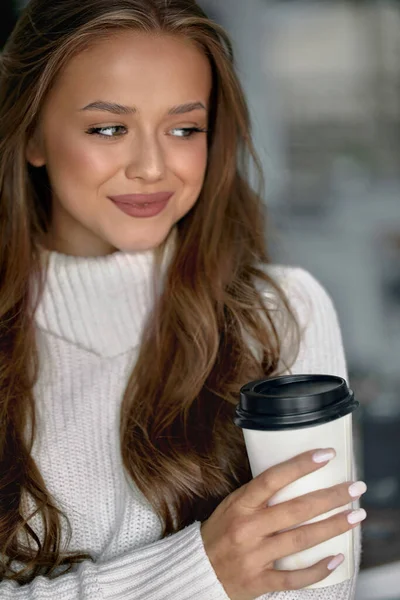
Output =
[
  {"x1": 327, "y1": 554, "x2": 345, "y2": 571},
  {"x1": 312, "y1": 449, "x2": 336, "y2": 464},
  {"x1": 348, "y1": 481, "x2": 367, "y2": 498},
  {"x1": 347, "y1": 509, "x2": 367, "y2": 525}
]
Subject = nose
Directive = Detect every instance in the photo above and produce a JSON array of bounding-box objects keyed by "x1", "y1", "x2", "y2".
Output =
[{"x1": 125, "y1": 130, "x2": 165, "y2": 183}]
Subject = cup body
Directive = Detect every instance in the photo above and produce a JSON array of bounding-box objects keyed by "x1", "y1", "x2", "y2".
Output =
[
  {"x1": 243, "y1": 413, "x2": 354, "y2": 588},
  {"x1": 235, "y1": 374, "x2": 359, "y2": 590}
]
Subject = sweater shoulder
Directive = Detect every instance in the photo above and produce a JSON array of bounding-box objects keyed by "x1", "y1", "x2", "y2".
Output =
[
  {"x1": 266, "y1": 264, "x2": 331, "y2": 297},
  {"x1": 262, "y1": 265, "x2": 348, "y2": 380},
  {"x1": 265, "y1": 265, "x2": 337, "y2": 324}
]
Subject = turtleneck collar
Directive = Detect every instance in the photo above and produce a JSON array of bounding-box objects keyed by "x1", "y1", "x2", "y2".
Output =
[{"x1": 34, "y1": 231, "x2": 176, "y2": 358}]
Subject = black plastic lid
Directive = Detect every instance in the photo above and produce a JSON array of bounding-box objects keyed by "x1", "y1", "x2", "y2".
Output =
[{"x1": 234, "y1": 374, "x2": 359, "y2": 431}]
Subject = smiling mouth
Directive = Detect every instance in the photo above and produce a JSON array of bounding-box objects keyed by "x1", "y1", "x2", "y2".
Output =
[
  {"x1": 108, "y1": 192, "x2": 173, "y2": 219},
  {"x1": 108, "y1": 192, "x2": 173, "y2": 206}
]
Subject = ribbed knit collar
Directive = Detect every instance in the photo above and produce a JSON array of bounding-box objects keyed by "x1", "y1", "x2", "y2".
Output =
[{"x1": 35, "y1": 232, "x2": 176, "y2": 358}]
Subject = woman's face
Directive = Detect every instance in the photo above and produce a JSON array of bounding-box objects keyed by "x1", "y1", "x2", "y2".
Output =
[{"x1": 27, "y1": 32, "x2": 212, "y2": 256}]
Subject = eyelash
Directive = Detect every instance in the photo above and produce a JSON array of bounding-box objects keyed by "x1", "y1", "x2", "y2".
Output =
[{"x1": 85, "y1": 126, "x2": 208, "y2": 140}]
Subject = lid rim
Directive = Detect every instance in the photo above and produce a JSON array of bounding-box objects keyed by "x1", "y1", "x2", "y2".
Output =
[
  {"x1": 239, "y1": 390, "x2": 355, "y2": 417},
  {"x1": 234, "y1": 399, "x2": 359, "y2": 431}
]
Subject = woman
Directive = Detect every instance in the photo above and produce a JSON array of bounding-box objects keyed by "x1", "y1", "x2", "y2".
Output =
[{"x1": 0, "y1": 0, "x2": 365, "y2": 598}]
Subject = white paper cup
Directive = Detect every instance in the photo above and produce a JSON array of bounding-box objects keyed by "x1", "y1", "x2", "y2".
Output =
[{"x1": 234, "y1": 374, "x2": 359, "y2": 589}]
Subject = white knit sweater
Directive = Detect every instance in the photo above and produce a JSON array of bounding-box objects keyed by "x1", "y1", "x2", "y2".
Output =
[{"x1": 0, "y1": 246, "x2": 359, "y2": 599}]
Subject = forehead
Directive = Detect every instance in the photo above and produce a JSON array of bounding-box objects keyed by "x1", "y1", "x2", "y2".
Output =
[{"x1": 50, "y1": 31, "x2": 212, "y2": 113}]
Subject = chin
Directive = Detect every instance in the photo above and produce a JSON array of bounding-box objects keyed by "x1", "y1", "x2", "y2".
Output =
[{"x1": 110, "y1": 225, "x2": 176, "y2": 254}]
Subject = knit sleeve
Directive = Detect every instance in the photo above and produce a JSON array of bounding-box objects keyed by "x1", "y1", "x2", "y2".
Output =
[
  {"x1": 0, "y1": 522, "x2": 229, "y2": 600},
  {"x1": 254, "y1": 267, "x2": 360, "y2": 600}
]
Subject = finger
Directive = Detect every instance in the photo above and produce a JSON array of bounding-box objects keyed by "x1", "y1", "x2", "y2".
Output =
[
  {"x1": 270, "y1": 508, "x2": 366, "y2": 561},
  {"x1": 238, "y1": 448, "x2": 336, "y2": 510},
  {"x1": 254, "y1": 480, "x2": 367, "y2": 536},
  {"x1": 259, "y1": 555, "x2": 345, "y2": 593}
]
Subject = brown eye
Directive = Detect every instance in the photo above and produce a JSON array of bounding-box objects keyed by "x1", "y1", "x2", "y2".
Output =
[
  {"x1": 169, "y1": 127, "x2": 208, "y2": 139},
  {"x1": 86, "y1": 125, "x2": 127, "y2": 138}
]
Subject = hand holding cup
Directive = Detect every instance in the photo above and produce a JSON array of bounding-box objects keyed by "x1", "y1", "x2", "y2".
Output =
[{"x1": 201, "y1": 449, "x2": 366, "y2": 600}]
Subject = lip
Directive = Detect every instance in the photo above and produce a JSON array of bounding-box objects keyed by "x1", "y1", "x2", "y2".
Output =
[
  {"x1": 109, "y1": 192, "x2": 173, "y2": 219},
  {"x1": 108, "y1": 192, "x2": 173, "y2": 205}
]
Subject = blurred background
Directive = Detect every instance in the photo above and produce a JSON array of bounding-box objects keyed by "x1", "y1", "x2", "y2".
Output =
[
  {"x1": 2, "y1": 1, "x2": 400, "y2": 598},
  {"x1": 200, "y1": 2, "x2": 400, "y2": 597}
]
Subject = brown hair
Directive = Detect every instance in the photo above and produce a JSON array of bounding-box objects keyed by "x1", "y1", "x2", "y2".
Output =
[{"x1": 0, "y1": 0, "x2": 298, "y2": 584}]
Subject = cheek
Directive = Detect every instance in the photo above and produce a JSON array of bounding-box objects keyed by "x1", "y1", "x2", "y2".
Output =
[
  {"x1": 170, "y1": 141, "x2": 208, "y2": 188},
  {"x1": 45, "y1": 133, "x2": 118, "y2": 191}
]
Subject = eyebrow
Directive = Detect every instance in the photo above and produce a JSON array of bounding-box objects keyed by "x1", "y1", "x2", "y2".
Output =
[
  {"x1": 168, "y1": 102, "x2": 206, "y2": 115},
  {"x1": 79, "y1": 101, "x2": 207, "y2": 115}
]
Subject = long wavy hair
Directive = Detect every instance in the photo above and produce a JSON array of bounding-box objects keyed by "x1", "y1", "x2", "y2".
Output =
[{"x1": 0, "y1": 0, "x2": 299, "y2": 584}]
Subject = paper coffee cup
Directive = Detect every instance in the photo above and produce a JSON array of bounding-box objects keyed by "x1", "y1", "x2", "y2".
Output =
[{"x1": 234, "y1": 374, "x2": 359, "y2": 589}]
